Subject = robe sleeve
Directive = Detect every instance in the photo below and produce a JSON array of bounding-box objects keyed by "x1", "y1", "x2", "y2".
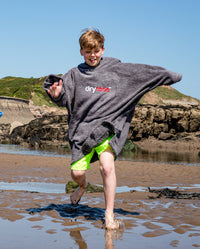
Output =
[
  {"x1": 43, "y1": 70, "x2": 75, "y2": 115},
  {"x1": 121, "y1": 63, "x2": 182, "y2": 103}
]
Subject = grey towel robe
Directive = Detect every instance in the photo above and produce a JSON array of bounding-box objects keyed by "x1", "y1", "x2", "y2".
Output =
[{"x1": 43, "y1": 57, "x2": 182, "y2": 164}]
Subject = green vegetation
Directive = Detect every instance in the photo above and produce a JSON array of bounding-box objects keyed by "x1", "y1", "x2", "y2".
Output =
[
  {"x1": 152, "y1": 86, "x2": 185, "y2": 100},
  {"x1": 0, "y1": 76, "x2": 56, "y2": 106},
  {"x1": 122, "y1": 140, "x2": 140, "y2": 152},
  {"x1": 139, "y1": 86, "x2": 200, "y2": 105},
  {"x1": 65, "y1": 180, "x2": 103, "y2": 193}
]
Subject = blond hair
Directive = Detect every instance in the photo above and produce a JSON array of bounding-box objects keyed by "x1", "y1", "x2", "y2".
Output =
[{"x1": 79, "y1": 29, "x2": 105, "y2": 50}]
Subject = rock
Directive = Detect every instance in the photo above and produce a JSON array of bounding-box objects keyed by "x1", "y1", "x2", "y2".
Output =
[
  {"x1": 0, "y1": 104, "x2": 199, "y2": 148},
  {"x1": 0, "y1": 123, "x2": 11, "y2": 141},
  {"x1": 158, "y1": 132, "x2": 174, "y2": 140},
  {"x1": 190, "y1": 109, "x2": 200, "y2": 132},
  {"x1": 7, "y1": 115, "x2": 70, "y2": 149},
  {"x1": 10, "y1": 121, "x2": 23, "y2": 134}
]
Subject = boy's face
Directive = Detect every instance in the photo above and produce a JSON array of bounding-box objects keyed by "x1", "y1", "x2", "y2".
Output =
[{"x1": 80, "y1": 47, "x2": 105, "y2": 67}]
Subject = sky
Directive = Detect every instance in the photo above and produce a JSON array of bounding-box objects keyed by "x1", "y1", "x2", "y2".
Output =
[{"x1": 0, "y1": 0, "x2": 199, "y2": 100}]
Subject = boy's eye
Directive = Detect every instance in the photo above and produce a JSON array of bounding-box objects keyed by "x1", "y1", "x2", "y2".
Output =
[{"x1": 85, "y1": 50, "x2": 100, "y2": 54}]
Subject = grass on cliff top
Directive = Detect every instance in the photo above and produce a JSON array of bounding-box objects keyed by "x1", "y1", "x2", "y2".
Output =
[
  {"x1": 139, "y1": 86, "x2": 199, "y2": 105},
  {"x1": 152, "y1": 86, "x2": 186, "y2": 100},
  {"x1": 0, "y1": 76, "x2": 56, "y2": 106}
]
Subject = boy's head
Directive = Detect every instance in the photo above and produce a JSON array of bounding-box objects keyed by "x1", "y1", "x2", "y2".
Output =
[
  {"x1": 79, "y1": 29, "x2": 105, "y2": 67},
  {"x1": 79, "y1": 29, "x2": 105, "y2": 50}
]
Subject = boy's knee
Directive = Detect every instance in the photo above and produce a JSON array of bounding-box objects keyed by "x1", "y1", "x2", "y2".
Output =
[
  {"x1": 71, "y1": 170, "x2": 85, "y2": 180},
  {"x1": 100, "y1": 164, "x2": 115, "y2": 177}
]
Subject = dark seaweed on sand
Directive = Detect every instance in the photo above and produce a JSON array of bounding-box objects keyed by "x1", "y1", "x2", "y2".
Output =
[{"x1": 148, "y1": 187, "x2": 200, "y2": 199}]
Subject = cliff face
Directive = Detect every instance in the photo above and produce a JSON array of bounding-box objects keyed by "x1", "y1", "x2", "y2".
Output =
[
  {"x1": 0, "y1": 97, "x2": 34, "y2": 124},
  {"x1": 1, "y1": 104, "x2": 199, "y2": 149},
  {"x1": 0, "y1": 97, "x2": 34, "y2": 139}
]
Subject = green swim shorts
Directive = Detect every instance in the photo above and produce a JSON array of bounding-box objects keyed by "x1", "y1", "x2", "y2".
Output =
[{"x1": 71, "y1": 135, "x2": 114, "y2": 171}]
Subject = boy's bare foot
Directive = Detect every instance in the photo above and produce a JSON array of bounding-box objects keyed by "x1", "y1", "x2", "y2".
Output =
[
  {"x1": 106, "y1": 219, "x2": 121, "y2": 230},
  {"x1": 70, "y1": 182, "x2": 88, "y2": 205},
  {"x1": 105, "y1": 211, "x2": 123, "y2": 230}
]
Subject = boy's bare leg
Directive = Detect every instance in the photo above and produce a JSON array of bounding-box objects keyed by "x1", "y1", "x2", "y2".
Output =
[
  {"x1": 70, "y1": 170, "x2": 88, "y2": 205},
  {"x1": 99, "y1": 149, "x2": 120, "y2": 229}
]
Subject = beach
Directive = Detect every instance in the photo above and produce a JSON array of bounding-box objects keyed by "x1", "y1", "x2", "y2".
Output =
[{"x1": 0, "y1": 152, "x2": 200, "y2": 249}]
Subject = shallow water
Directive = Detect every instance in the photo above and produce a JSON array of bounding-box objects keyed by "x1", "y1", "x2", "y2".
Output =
[
  {"x1": 1, "y1": 194, "x2": 200, "y2": 249},
  {"x1": 1, "y1": 181, "x2": 200, "y2": 195},
  {"x1": 1, "y1": 144, "x2": 200, "y2": 166},
  {"x1": 0, "y1": 181, "x2": 144, "y2": 194},
  {"x1": 2, "y1": 216, "x2": 192, "y2": 249},
  {"x1": 0, "y1": 144, "x2": 69, "y2": 158}
]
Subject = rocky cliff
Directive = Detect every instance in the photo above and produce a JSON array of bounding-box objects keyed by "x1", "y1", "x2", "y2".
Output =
[
  {"x1": 0, "y1": 96, "x2": 34, "y2": 140},
  {"x1": 1, "y1": 104, "x2": 199, "y2": 150},
  {"x1": 0, "y1": 97, "x2": 34, "y2": 124}
]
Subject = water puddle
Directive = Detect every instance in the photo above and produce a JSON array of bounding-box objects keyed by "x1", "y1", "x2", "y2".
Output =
[
  {"x1": 1, "y1": 144, "x2": 200, "y2": 165},
  {"x1": 0, "y1": 181, "x2": 146, "y2": 194},
  {"x1": 0, "y1": 181, "x2": 65, "y2": 194},
  {"x1": 0, "y1": 144, "x2": 69, "y2": 158},
  {"x1": 1, "y1": 181, "x2": 200, "y2": 194}
]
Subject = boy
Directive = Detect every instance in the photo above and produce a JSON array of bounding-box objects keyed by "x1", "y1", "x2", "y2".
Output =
[{"x1": 43, "y1": 29, "x2": 182, "y2": 229}]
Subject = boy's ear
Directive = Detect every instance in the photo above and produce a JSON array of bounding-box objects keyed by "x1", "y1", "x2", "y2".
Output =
[
  {"x1": 80, "y1": 49, "x2": 84, "y2": 56},
  {"x1": 102, "y1": 47, "x2": 105, "y2": 55}
]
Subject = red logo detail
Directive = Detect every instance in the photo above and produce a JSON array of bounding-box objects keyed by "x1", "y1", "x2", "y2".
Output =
[{"x1": 96, "y1": 86, "x2": 110, "y2": 92}]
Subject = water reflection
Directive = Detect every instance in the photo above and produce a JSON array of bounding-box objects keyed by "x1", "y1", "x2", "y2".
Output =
[
  {"x1": 27, "y1": 203, "x2": 128, "y2": 249},
  {"x1": 70, "y1": 230, "x2": 87, "y2": 249},
  {"x1": 0, "y1": 144, "x2": 200, "y2": 165},
  {"x1": 120, "y1": 149, "x2": 200, "y2": 165},
  {"x1": 105, "y1": 229, "x2": 124, "y2": 249},
  {"x1": 68, "y1": 228, "x2": 123, "y2": 249}
]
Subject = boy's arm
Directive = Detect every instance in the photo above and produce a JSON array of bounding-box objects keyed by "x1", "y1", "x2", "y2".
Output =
[
  {"x1": 126, "y1": 63, "x2": 182, "y2": 92},
  {"x1": 121, "y1": 63, "x2": 182, "y2": 104},
  {"x1": 43, "y1": 74, "x2": 67, "y2": 107}
]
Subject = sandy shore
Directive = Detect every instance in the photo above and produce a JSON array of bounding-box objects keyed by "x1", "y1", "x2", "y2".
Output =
[{"x1": 0, "y1": 153, "x2": 200, "y2": 249}]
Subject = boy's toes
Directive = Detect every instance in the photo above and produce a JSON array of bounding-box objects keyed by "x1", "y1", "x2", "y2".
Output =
[{"x1": 72, "y1": 198, "x2": 81, "y2": 205}]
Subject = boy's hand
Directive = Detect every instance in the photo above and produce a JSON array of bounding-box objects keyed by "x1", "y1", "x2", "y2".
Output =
[{"x1": 48, "y1": 79, "x2": 62, "y2": 98}]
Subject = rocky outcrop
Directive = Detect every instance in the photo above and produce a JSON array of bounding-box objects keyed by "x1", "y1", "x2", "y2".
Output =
[
  {"x1": 128, "y1": 104, "x2": 200, "y2": 141},
  {"x1": 1, "y1": 104, "x2": 199, "y2": 149},
  {"x1": 0, "y1": 123, "x2": 11, "y2": 140},
  {"x1": 8, "y1": 115, "x2": 69, "y2": 149}
]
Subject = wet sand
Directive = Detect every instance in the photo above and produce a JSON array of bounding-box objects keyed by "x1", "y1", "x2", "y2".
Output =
[{"x1": 0, "y1": 153, "x2": 200, "y2": 249}]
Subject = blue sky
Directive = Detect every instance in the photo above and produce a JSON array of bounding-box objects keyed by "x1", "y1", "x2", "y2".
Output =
[{"x1": 1, "y1": 0, "x2": 199, "y2": 100}]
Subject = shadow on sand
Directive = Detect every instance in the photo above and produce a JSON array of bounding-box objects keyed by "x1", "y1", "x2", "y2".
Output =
[{"x1": 27, "y1": 203, "x2": 140, "y2": 221}]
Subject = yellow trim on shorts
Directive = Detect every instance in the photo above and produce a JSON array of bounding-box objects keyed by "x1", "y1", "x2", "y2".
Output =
[{"x1": 71, "y1": 135, "x2": 114, "y2": 171}]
